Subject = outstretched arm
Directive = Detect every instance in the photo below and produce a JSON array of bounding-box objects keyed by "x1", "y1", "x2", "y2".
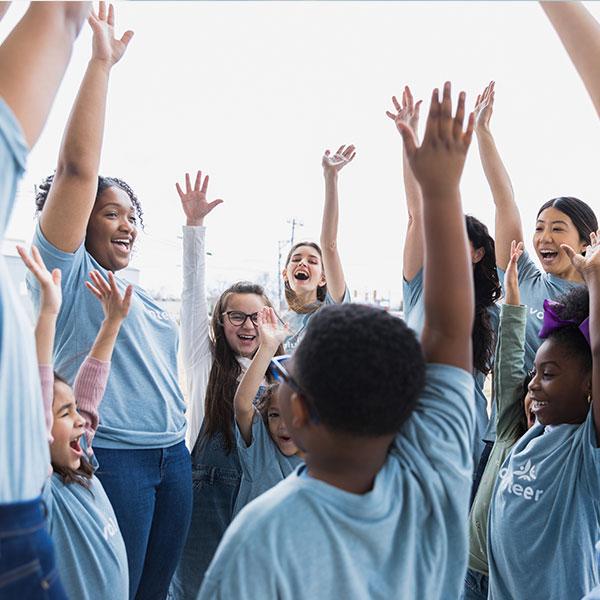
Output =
[
  {"x1": 399, "y1": 83, "x2": 475, "y2": 371},
  {"x1": 563, "y1": 231, "x2": 600, "y2": 445},
  {"x1": 76, "y1": 270, "x2": 131, "y2": 441},
  {"x1": 541, "y1": 2, "x2": 600, "y2": 118},
  {"x1": 39, "y1": 2, "x2": 133, "y2": 253},
  {"x1": 234, "y1": 308, "x2": 288, "y2": 444},
  {"x1": 320, "y1": 145, "x2": 355, "y2": 303},
  {"x1": 474, "y1": 82, "x2": 522, "y2": 270},
  {"x1": 387, "y1": 86, "x2": 424, "y2": 281},
  {"x1": 0, "y1": 2, "x2": 89, "y2": 148}
]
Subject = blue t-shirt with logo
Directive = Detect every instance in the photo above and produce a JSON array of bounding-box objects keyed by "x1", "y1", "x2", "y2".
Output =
[
  {"x1": 403, "y1": 268, "x2": 499, "y2": 457},
  {"x1": 199, "y1": 364, "x2": 474, "y2": 600},
  {"x1": 283, "y1": 288, "x2": 351, "y2": 353},
  {"x1": 488, "y1": 411, "x2": 600, "y2": 599},
  {"x1": 28, "y1": 225, "x2": 186, "y2": 449},
  {"x1": 43, "y1": 448, "x2": 128, "y2": 600},
  {"x1": 233, "y1": 411, "x2": 303, "y2": 516},
  {"x1": 497, "y1": 250, "x2": 582, "y2": 372},
  {"x1": 0, "y1": 99, "x2": 49, "y2": 502}
]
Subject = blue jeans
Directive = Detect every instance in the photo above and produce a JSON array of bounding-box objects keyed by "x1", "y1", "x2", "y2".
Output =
[
  {"x1": 0, "y1": 497, "x2": 67, "y2": 599},
  {"x1": 169, "y1": 430, "x2": 241, "y2": 600},
  {"x1": 461, "y1": 568, "x2": 489, "y2": 600},
  {"x1": 95, "y1": 441, "x2": 192, "y2": 600}
]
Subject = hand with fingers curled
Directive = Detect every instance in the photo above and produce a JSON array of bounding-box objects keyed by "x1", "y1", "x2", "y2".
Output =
[
  {"x1": 17, "y1": 245, "x2": 62, "y2": 317},
  {"x1": 505, "y1": 240, "x2": 524, "y2": 306},
  {"x1": 176, "y1": 170, "x2": 224, "y2": 227},
  {"x1": 88, "y1": 1, "x2": 134, "y2": 68},
  {"x1": 396, "y1": 81, "x2": 474, "y2": 196},
  {"x1": 257, "y1": 307, "x2": 289, "y2": 354},
  {"x1": 386, "y1": 85, "x2": 423, "y2": 141},
  {"x1": 474, "y1": 81, "x2": 495, "y2": 134},
  {"x1": 322, "y1": 144, "x2": 356, "y2": 178},
  {"x1": 85, "y1": 270, "x2": 133, "y2": 324},
  {"x1": 562, "y1": 229, "x2": 600, "y2": 280}
]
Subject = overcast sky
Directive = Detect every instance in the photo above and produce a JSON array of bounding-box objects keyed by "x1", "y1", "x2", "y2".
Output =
[{"x1": 3, "y1": 1, "x2": 600, "y2": 307}]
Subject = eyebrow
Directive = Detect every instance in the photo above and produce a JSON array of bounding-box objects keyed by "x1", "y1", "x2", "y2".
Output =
[
  {"x1": 536, "y1": 219, "x2": 569, "y2": 226},
  {"x1": 56, "y1": 402, "x2": 74, "y2": 413},
  {"x1": 102, "y1": 202, "x2": 135, "y2": 212},
  {"x1": 538, "y1": 361, "x2": 561, "y2": 369},
  {"x1": 291, "y1": 253, "x2": 319, "y2": 260}
]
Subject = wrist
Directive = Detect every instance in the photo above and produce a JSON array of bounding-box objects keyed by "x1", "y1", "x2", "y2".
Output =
[
  {"x1": 186, "y1": 218, "x2": 205, "y2": 227},
  {"x1": 475, "y1": 125, "x2": 492, "y2": 138},
  {"x1": 89, "y1": 57, "x2": 113, "y2": 73},
  {"x1": 102, "y1": 316, "x2": 124, "y2": 332},
  {"x1": 38, "y1": 309, "x2": 59, "y2": 320},
  {"x1": 323, "y1": 170, "x2": 338, "y2": 183},
  {"x1": 583, "y1": 267, "x2": 600, "y2": 286}
]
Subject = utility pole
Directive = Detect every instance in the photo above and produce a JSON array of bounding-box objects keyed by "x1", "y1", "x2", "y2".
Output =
[
  {"x1": 288, "y1": 217, "x2": 303, "y2": 246},
  {"x1": 277, "y1": 239, "x2": 288, "y2": 312}
]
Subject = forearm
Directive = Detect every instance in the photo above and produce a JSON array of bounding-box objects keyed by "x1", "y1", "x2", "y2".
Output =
[
  {"x1": 320, "y1": 173, "x2": 340, "y2": 250},
  {"x1": 541, "y1": 1, "x2": 600, "y2": 118},
  {"x1": 89, "y1": 318, "x2": 122, "y2": 362},
  {"x1": 74, "y1": 356, "x2": 110, "y2": 440},
  {"x1": 422, "y1": 189, "x2": 474, "y2": 351},
  {"x1": 234, "y1": 345, "x2": 274, "y2": 442},
  {"x1": 0, "y1": 2, "x2": 11, "y2": 21},
  {"x1": 476, "y1": 129, "x2": 522, "y2": 267},
  {"x1": 402, "y1": 151, "x2": 425, "y2": 279},
  {"x1": 55, "y1": 58, "x2": 111, "y2": 178},
  {"x1": 35, "y1": 312, "x2": 57, "y2": 366},
  {"x1": 586, "y1": 270, "x2": 600, "y2": 443}
]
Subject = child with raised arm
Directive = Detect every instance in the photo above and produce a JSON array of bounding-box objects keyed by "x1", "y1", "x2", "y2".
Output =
[
  {"x1": 488, "y1": 232, "x2": 600, "y2": 599},
  {"x1": 232, "y1": 307, "x2": 302, "y2": 515},
  {"x1": 198, "y1": 82, "x2": 476, "y2": 600},
  {"x1": 474, "y1": 81, "x2": 597, "y2": 370},
  {"x1": 19, "y1": 245, "x2": 131, "y2": 600},
  {"x1": 0, "y1": 3, "x2": 89, "y2": 596},
  {"x1": 463, "y1": 241, "x2": 535, "y2": 600},
  {"x1": 387, "y1": 85, "x2": 501, "y2": 471},
  {"x1": 281, "y1": 146, "x2": 353, "y2": 352}
]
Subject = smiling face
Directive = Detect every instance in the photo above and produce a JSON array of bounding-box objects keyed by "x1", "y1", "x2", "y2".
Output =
[
  {"x1": 85, "y1": 186, "x2": 138, "y2": 272},
  {"x1": 266, "y1": 394, "x2": 299, "y2": 457},
  {"x1": 222, "y1": 293, "x2": 267, "y2": 358},
  {"x1": 50, "y1": 380, "x2": 86, "y2": 471},
  {"x1": 283, "y1": 244, "x2": 326, "y2": 300},
  {"x1": 528, "y1": 338, "x2": 591, "y2": 426},
  {"x1": 534, "y1": 207, "x2": 587, "y2": 278}
]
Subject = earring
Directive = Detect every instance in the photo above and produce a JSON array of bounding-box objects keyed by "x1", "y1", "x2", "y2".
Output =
[{"x1": 588, "y1": 394, "x2": 592, "y2": 405}]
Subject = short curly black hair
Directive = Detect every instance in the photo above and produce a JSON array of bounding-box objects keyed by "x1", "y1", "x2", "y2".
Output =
[
  {"x1": 35, "y1": 174, "x2": 144, "y2": 229},
  {"x1": 293, "y1": 303, "x2": 426, "y2": 437},
  {"x1": 544, "y1": 286, "x2": 592, "y2": 373}
]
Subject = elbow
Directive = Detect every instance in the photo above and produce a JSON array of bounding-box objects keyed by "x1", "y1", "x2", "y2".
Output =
[{"x1": 55, "y1": 159, "x2": 97, "y2": 183}]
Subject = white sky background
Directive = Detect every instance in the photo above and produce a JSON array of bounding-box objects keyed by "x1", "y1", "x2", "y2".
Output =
[{"x1": 3, "y1": 1, "x2": 600, "y2": 307}]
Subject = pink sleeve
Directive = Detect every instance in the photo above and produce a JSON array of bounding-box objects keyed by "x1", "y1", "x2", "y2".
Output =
[
  {"x1": 73, "y1": 356, "x2": 110, "y2": 448},
  {"x1": 38, "y1": 365, "x2": 54, "y2": 443}
]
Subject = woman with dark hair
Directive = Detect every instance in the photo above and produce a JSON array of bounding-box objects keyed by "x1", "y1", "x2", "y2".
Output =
[
  {"x1": 281, "y1": 146, "x2": 354, "y2": 352},
  {"x1": 474, "y1": 81, "x2": 598, "y2": 369},
  {"x1": 387, "y1": 86, "x2": 501, "y2": 469},
  {"x1": 27, "y1": 5, "x2": 192, "y2": 598},
  {"x1": 170, "y1": 171, "x2": 283, "y2": 599}
]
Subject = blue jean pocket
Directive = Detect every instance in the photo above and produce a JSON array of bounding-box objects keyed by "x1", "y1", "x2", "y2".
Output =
[{"x1": 192, "y1": 465, "x2": 240, "y2": 490}]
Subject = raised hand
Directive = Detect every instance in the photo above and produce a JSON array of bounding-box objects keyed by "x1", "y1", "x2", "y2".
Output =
[
  {"x1": 386, "y1": 85, "x2": 423, "y2": 140},
  {"x1": 322, "y1": 145, "x2": 356, "y2": 177},
  {"x1": 505, "y1": 240, "x2": 524, "y2": 306},
  {"x1": 257, "y1": 307, "x2": 289, "y2": 353},
  {"x1": 397, "y1": 82, "x2": 474, "y2": 195},
  {"x1": 474, "y1": 81, "x2": 495, "y2": 132},
  {"x1": 17, "y1": 245, "x2": 62, "y2": 316},
  {"x1": 562, "y1": 230, "x2": 600, "y2": 280},
  {"x1": 176, "y1": 171, "x2": 224, "y2": 227},
  {"x1": 85, "y1": 270, "x2": 133, "y2": 323},
  {"x1": 88, "y1": 1, "x2": 133, "y2": 67}
]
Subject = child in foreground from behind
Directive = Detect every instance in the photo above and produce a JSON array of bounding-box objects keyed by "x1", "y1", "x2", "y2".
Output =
[
  {"x1": 198, "y1": 82, "x2": 477, "y2": 600},
  {"x1": 19, "y1": 245, "x2": 131, "y2": 600}
]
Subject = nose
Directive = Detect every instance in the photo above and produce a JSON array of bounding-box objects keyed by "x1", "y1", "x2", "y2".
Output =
[
  {"x1": 118, "y1": 216, "x2": 135, "y2": 234},
  {"x1": 75, "y1": 411, "x2": 86, "y2": 429},
  {"x1": 528, "y1": 373, "x2": 540, "y2": 393}
]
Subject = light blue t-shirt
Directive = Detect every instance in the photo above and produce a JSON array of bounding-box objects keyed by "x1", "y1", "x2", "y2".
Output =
[
  {"x1": 198, "y1": 364, "x2": 474, "y2": 600},
  {"x1": 488, "y1": 411, "x2": 600, "y2": 600},
  {"x1": 0, "y1": 99, "x2": 49, "y2": 503},
  {"x1": 497, "y1": 250, "x2": 582, "y2": 371},
  {"x1": 233, "y1": 411, "x2": 303, "y2": 516},
  {"x1": 28, "y1": 225, "x2": 186, "y2": 449},
  {"x1": 283, "y1": 287, "x2": 351, "y2": 353},
  {"x1": 43, "y1": 456, "x2": 128, "y2": 600},
  {"x1": 403, "y1": 268, "x2": 499, "y2": 455}
]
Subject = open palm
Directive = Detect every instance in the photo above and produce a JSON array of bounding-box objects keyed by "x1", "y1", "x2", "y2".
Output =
[
  {"x1": 386, "y1": 85, "x2": 422, "y2": 139},
  {"x1": 322, "y1": 145, "x2": 356, "y2": 176},
  {"x1": 89, "y1": 2, "x2": 134, "y2": 67},
  {"x1": 176, "y1": 171, "x2": 223, "y2": 226}
]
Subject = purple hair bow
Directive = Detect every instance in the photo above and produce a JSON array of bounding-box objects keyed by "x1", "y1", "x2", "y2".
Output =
[{"x1": 538, "y1": 299, "x2": 590, "y2": 346}]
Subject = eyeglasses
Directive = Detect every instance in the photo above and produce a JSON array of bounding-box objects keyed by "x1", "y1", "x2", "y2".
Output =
[
  {"x1": 269, "y1": 354, "x2": 320, "y2": 423},
  {"x1": 221, "y1": 311, "x2": 260, "y2": 327}
]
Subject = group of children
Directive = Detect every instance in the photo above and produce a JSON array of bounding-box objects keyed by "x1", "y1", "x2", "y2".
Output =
[{"x1": 1, "y1": 2, "x2": 600, "y2": 600}]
